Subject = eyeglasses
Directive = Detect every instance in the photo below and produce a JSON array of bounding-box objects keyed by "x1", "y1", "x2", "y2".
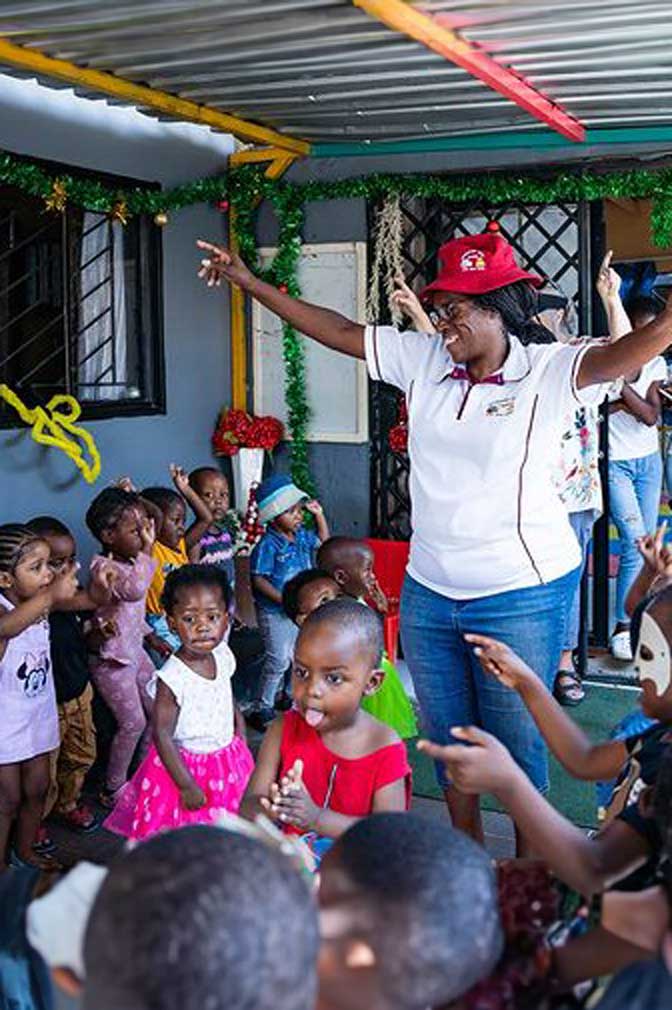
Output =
[{"x1": 427, "y1": 303, "x2": 458, "y2": 326}]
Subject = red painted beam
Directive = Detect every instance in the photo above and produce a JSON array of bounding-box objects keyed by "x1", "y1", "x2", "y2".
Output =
[{"x1": 352, "y1": 0, "x2": 585, "y2": 143}]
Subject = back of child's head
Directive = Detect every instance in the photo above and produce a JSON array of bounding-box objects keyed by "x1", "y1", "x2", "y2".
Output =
[
  {"x1": 85, "y1": 487, "x2": 141, "y2": 543},
  {"x1": 25, "y1": 516, "x2": 71, "y2": 539},
  {"x1": 320, "y1": 813, "x2": 503, "y2": 1010},
  {"x1": 141, "y1": 485, "x2": 183, "y2": 515},
  {"x1": 626, "y1": 294, "x2": 661, "y2": 329},
  {"x1": 317, "y1": 536, "x2": 368, "y2": 574},
  {"x1": 0, "y1": 523, "x2": 45, "y2": 576},
  {"x1": 300, "y1": 597, "x2": 383, "y2": 669},
  {"x1": 161, "y1": 563, "x2": 232, "y2": 616},
  {"x1": 282, "y1": 568, "x2": 338, "y2": 623},
  {"x1": 83, "y1": 825, "x2": 319, "y2": 1010}
]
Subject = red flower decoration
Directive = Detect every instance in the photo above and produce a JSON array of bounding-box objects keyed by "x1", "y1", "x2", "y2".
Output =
[
  {"x1": 212, "y1": 408, "x2": 284, "y2": 457},
  {"x1": 388, "y1": 423, "x2": 408, "y2": 454}
]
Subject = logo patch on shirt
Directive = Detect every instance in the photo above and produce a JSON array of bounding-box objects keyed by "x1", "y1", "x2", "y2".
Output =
[
  {"x1": 459, "y1": 249, "x2": 487, "y2": 272},
  {"x1": 486, "y1": 397, "x2": 516, "y2": 417}
]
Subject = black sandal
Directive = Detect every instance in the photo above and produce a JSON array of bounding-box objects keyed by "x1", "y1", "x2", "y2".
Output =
[{"x1": 553, "y1": 670, "x2": 585, "y2": 707}]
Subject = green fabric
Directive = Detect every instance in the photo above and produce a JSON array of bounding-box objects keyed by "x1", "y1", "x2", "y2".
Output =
[
  {"x1": 407, "y1": 685, "x2": 639, "y2": 828},
  {"x1": 362, "y1": 655, "x2": 418, "y2": 740}
]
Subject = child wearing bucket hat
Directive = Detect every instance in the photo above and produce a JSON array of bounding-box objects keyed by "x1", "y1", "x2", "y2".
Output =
[{"x1": 249, "y1": 475, "x2": 329, "y2": 729}]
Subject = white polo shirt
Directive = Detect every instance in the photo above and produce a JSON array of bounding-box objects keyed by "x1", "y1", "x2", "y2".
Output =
[{"x1": 366, "y1": 326, "x2": 611, "y2": 599}]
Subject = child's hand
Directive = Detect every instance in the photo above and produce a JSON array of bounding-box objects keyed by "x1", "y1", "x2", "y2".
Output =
[
  {"x1": 637, "y1": 523, "x2": 672, "y2": 577},
  {"x1": 48, "y1": 564, "x2": 79, "y2": 607},
  {"x1": 261, "y1": 761, "x2": 320, "y2": 830},
  {"x1": 115, "y1": 475, "x2": 136, "y2": 493},
  {"x1": 304, "y1": 500, "x2": 323, "y2": 517},
  {"x1": 100, "y1": 619, "x2": 118, "y2": 640},
  {"x1": 418, "y1": 727, "x2": 520, "y2": 797},
  {"x1": 368, "y1": 575, "x2": 389, "y2": 615},
  {"x1": 595, "y1": 250, "x2": 621, "y2": 302},
  {"x1": 170, "y1": 464, "x2": 190, "y2": 496},
  {"x1": 90, "y1": 559, "x2": 118, "y2": 604},
  {"x1": 180, "y1": 783, "x2": 207, "y2": 811},
  {"x1": 140, "y1": 515, "x2": 156, "y2": 553},
  {"x1": 145, "y1": 633, "x2": 173, "y2": 659},
  {"x1": 464, "y1": 633, "x2": 540, "y2": 695}
]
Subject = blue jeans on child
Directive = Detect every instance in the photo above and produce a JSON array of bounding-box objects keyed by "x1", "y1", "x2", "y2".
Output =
[
  {"x1": 609, "y1": 452, "x2": 663, "y2": 625},
  {"x1": 255, "y1": 606, "x2": 298, "y2": 709},
  {"x1": 401, "y1": 567, "x2": 579, "y2": 793},
  {"x1": 562, "y1": 509, "x2": 599, "y2": 653}
]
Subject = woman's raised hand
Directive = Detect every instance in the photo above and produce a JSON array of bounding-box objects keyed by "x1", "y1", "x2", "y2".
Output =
[
  {"x1": 390, "y1": 274, "x2": 434, "y2": 332},
  {"x1": 595, "y1": 250, "x2": 621, "y2": 302},
  {"x1": 196, "y1": 240, "x2": 254, "y2": 289}
]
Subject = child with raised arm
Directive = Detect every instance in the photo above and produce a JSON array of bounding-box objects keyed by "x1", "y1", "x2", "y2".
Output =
[
  {"x1": 317, "y1": 537, "x2": 417, "y2": 738},
  {"x1": 142, "y1": 464, "x2": 213, "y2": 657},
  {"x1": 0, "y1": 524, "x2": 78, "y2": 869},
  {"x1": 249, "y1": 474, "x2": 329, "y2": 728},
  {"x1": 419, "y1": 586, "x2": 672, "y2": 904},
  {"x1": 86, "y1": 487, "x2": 157, "y2": 808},
  {"x1": 105, "y1": 565, "x2": 253, "y2": 839},
  {"x1": 241, "y1": 598, "x2": 410, "y2": 853}
]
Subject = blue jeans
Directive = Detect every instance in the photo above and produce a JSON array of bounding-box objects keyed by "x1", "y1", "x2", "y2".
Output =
[
  {"x1": 562, "y1": 509, "x2": 599, "y2": 653},
  {"x1": 609, "y1": 453, "x2": 662, "y2": 624},
  {"x1": 255, "y1": 606, "x2": 298, "y2": 709},
  {"x1": 400, "y1": 568, "x2": 579, "y2": 792}
]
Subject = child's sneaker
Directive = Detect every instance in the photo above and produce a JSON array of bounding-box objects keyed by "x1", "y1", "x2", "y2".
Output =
[
  {"x1": 59, "y1": 803, "x2": 98, "y2": 833},
  {"x1": 33, "y1": 826, "x2": 56, "y2": 855}
]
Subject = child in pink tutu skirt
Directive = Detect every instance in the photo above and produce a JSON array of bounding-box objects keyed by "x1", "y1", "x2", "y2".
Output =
[{"x1": 105, "y1": 565, "x2": 254, "y2": 840}]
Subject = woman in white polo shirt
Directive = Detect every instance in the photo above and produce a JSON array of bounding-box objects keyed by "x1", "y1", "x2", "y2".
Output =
[
  {"x1": 608, "y1": 296, "x2": 667, "y2": 662},
  {"x1": 196, "y1": 233, "x2": 672, "y2": 847}
]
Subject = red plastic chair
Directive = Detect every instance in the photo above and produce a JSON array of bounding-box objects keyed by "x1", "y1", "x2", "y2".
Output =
[{"x1": 364, "y1": 538, "x2": 410, "y2": 664}]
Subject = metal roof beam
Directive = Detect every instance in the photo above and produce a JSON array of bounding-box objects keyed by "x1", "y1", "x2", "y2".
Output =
[
  {"x1": 351, "y1": 0, "x2": 585, "y2": 143},
  {"x1": 0, "y1": 36, "x2": 310, "y2": 155}
]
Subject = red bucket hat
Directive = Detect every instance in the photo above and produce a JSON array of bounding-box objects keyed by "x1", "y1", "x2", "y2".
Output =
[{"x1": 420, "y1": 233, "x2": 542, "y2": 299}]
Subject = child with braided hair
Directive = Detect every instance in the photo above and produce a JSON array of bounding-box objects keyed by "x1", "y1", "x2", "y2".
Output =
[{"x1": 0, "y1": 524, "x2": 78, "y2": 869}]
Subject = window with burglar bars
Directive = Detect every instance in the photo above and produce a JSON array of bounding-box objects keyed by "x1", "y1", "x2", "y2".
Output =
[
  {"x1": 367, "y1": 195, "x2": 593, "y2": 540},
  {"x1": 0, "y1": 181, "x2": 164, "y2": 424}
]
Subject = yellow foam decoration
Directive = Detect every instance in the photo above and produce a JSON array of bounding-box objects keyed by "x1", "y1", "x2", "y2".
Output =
[{"x1": 0, "y1": 385, "x2": 101, "y2": 484}]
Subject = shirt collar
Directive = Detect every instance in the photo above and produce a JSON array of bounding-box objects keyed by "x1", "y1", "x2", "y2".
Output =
[{"x1": 435, "y1": 333, "x2": 532, "y2": 385}]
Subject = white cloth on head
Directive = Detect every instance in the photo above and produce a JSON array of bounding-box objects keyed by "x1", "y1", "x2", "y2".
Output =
[{"x1": 26, "y1": 861, "x2": 108, "y2": 978}]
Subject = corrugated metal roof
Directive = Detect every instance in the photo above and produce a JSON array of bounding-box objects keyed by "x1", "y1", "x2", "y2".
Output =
[{"x1": 1, "y1": 1, "x2": 672, "y2": 143}]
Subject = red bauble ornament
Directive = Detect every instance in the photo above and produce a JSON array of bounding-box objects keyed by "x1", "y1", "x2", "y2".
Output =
[{"x1": 216, "y1": 199, "x2": 229, "y2": 212}]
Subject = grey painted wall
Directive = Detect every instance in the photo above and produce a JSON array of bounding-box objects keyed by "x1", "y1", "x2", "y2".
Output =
[
  {"x1": 255, "y1": 196, "x2": 370, "y2": 538},
  {"x1": 0, "y1": 78, "x2": 233, "y2": 563}
]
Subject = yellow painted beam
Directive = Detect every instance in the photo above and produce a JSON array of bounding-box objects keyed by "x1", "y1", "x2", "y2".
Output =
[
  {"x1": 351, "y1": 0, "x2": 585, "y2": 142},
  {"x1": 0, "y1": 37, "x2": 310, "y2": 156}
]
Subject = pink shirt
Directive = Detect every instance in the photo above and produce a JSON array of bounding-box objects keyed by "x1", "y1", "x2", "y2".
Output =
[{"x1": 90, "y1": 553, "x2": 156, "y2": 666}]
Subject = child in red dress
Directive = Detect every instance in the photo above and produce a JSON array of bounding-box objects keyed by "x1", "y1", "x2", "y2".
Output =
[{"x1": 241, "y1": 597, "x2": 410, "y2": 850}]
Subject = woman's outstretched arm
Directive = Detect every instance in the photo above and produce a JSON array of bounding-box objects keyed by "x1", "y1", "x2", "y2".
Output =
[{"x1": 197, "y1": 241, "x2": 365, "y2": 359}]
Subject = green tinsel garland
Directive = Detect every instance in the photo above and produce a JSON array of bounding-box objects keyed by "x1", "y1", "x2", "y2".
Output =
[{"x1": 7, "y1": 144, "x2": 672, "y2": 490}]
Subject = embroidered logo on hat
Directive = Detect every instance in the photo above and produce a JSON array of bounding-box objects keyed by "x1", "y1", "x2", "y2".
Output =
[{"x1": 459, "y1": 249, "x2": 487, "y2": 273}]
